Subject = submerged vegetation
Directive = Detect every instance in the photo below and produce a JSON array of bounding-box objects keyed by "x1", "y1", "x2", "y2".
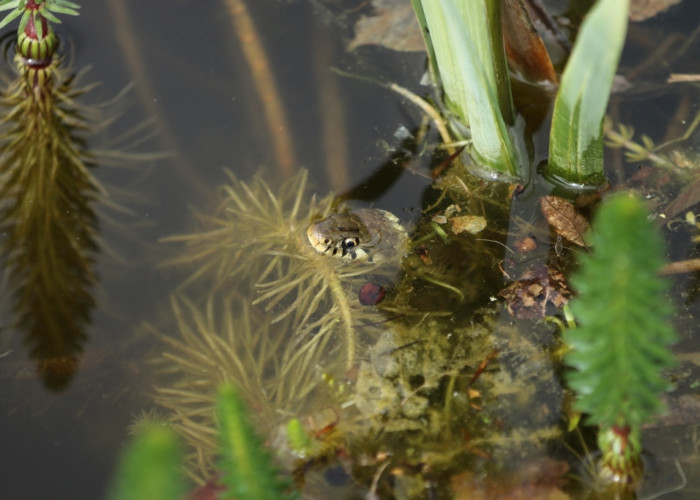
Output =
[
  {"x1": 164, "y1": 169, "x2": 404, "y2": 370},
  {"x1": 145, "y1": 1, "x2": 695, "y2": 497},
  {"x1": 2, "y1": 0, "x2": 698, "y2": 499}
]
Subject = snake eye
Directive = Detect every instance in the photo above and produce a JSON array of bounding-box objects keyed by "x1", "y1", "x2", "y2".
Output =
[
  {"x1": 323, "y1": 238, "x2": 330, "y2": 244},
  {"x1": 342, "y1": 237, "x2": 359, "y2": 249}
]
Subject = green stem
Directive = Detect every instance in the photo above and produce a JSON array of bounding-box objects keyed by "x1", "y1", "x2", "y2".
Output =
[
  {"x1": 486, "y1": 0, "x2": 514, "y2": 125},
  {"x1": 327, "y1": 266, "x2": 356, "y2": 371}
]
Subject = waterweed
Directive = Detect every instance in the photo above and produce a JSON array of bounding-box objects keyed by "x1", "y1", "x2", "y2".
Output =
[
  {"x1": 153, "y1": 169, "x2": 408, "y2": 482},
  {"x1": 164, "y1": 168, "x2": 404, "y2": 370}
]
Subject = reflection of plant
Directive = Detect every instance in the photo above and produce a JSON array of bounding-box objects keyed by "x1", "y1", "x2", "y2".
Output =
[
  {"x1": 565, "y1": 193, "x2": 676, "y2": 487},
  {"x1": 0, "y1": 0, "x2": 79, "y2": 35},
  {"x1": 0, "y1": 0, "x2": 98, "y2": 389}
]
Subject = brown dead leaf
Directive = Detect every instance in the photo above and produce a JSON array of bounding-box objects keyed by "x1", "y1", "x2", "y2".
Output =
[
  {"x1": 502, "y1": 0, "x2": 558, "y2": 84},
  {"x1": 540, "y1": 196, "x2": 589, "y2": 247},
  {"x1": 498, "y1": 265, "x2": 571, "y2": 319},
  {"x1": 662, "y1": 175, "x2": 700, "y2": 221},
  {"x1": 348, "y1": 0, "x2": 425, "y2": 52},
  {"x1": 451, "y1": 456, "x2": 570, "y2": 499},
  {"x1": 630, "y1": 0, "x2": 683, "y2": 21},
  {"x1": 450, "y1": 215, "x2": 487, "y2": 235}
]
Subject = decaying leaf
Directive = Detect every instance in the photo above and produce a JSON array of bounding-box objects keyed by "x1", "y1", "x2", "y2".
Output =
[
  {"x1": 450, "y1": 215, "x2": 487, "y2": 235},
  {"x1": 630, "y1": 0, "x2": 684, "y2": 21},
  {"x1": 502, "y1": 0, "x2": 558, "y2": 84},
  {"x1": 540, "y1": 196, "x2": 589, "y2": 247},
  {"x1": 348, "y1": 0, "x2": 425, "y2": 52},
  {"x1": 451, "y1": 455, "x2": 569, "y2": 499},
  {"x1": 662, "y1": 175, "x2": 700, "y2": 221},
  {"x1": 498, "y1": 265, "x2": 571, "y2": 319}
]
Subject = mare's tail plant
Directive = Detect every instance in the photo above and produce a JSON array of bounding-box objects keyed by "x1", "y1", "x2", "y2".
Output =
[
  {"x1": 0, "y1": 0, "x2": 100, "y2": 390},
  {"x1": 216, "y1": 383, "x2": 298, "y2": 499},
  {"x1": 109, "y1": 384, "x2": 298, "y2": 500},
  {"x1": 106, "y1": 424, "x2": 185, "y2": 500},
  {"x1": 565, "y1": 193, "x2": 676, "y2": 487}
]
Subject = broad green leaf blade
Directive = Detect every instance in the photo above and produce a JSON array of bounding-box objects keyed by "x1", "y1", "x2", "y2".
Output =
[
  {"x1": 422, "y1": 0, "x2": 520, "y2": 178},
  {"x1": 548, "y1": 0, "x2": 629, "y2": 185}
]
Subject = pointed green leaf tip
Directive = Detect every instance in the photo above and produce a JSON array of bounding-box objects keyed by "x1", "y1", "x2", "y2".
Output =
[
  {"x1": 107, "y1": 425, "x2": 185, "y2": 500},
  {"x1": 547, "y1": 0, "x2": 629, "y2": 185},
  {"x1": 216, "y1": 383, "x2": 299, "y2": 500},
  {"x1": 565, "y1": 193, "x2": 676, "y2": 431}
]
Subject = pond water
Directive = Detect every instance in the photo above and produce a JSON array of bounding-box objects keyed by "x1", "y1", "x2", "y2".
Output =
[{"x1": 0, "y1": 0, "x2": 699, "y2": 499}]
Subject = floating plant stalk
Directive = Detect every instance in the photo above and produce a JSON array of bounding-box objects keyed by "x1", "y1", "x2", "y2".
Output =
[
  {"x1": 0, "y1": 0, "x2": 100, "y2": 389},
  {"x1": 565, "y1": 193, "x2": 676, "y2": 486}
]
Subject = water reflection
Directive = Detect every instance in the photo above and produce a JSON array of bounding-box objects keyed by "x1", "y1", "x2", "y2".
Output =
[{"x1": 0, "y1": 17, "x2": 99, "y2": 391}]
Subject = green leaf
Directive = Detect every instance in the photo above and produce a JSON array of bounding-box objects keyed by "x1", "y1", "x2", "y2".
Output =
[
  {"x1": 55, "y1": 0, "x2": 80, "y2": 9},
  {"x1": 548, "y1": 0, "x2": 629, "y2": 185},
  {"x1": 0, "y1": 7, "x2": 21, "y2": 30},
  {"x1": 409, "y1": 0, "x2": 438, "y2": 82},
  {"x1": 106, "y1": 425, "x2": 185, "y2": 500},
  {"x1": 421, "y1": 0, "x2": 520, "y2": 178},
  {"x1": 216, "y1": 383, "x2": 299, "y2": 500},
  {"x1": 47, "y1": 4, "x2": 79, "y2": 16},
  {"x1": 0, "y1": 1, "x2": 22, "y2": 13},
  {"x1": 565, "y1": 193, "x2": 676, "y2": 433}
]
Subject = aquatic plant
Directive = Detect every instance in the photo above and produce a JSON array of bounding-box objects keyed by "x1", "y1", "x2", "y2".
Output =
[
  {"x1": 151, "y1": 294, "x2": 328, "y2": 481},
  {"x1": 110, "y1": 384, "x2": 298, "y2": 500},
  {"x1": 216, "y1": 383, "x2": 299, "y2": 500},
  {"x1": 411, "y1": 0, "x2": 629, "y2": 185},
  {"x1": 167, "y1": 169, "x2": 398, "y2": 370},
  {"x1": 106, "y1": 424, "x2": 185, "y2": 500},
  {"x1": 0, "y1": 1, "x2": 79, "y2": 34},
  {"x1": 565, "y1": 193, "x2": 677, "y2": 487},
  {"x1": 0, "y1": 0, "x2": 101, "y2": 389},
  {"x1": 414, "y1": 0, "x2": 521, "y2": 179},
  {"x1": 547, "y1": 0, "x2": 629, "y2": 185}
]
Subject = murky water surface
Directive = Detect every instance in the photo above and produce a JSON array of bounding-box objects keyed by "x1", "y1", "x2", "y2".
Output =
[{"x1": 0, "y1": 1, "x2": 699, "y2": 498}]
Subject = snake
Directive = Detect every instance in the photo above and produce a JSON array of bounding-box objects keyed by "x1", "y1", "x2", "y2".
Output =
[{"x1": 306, "y1": 208, "x2": 407, "y2": 264}]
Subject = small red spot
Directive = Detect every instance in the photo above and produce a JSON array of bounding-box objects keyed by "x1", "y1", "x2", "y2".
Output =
[{"x1": 358, "y1": 282, "x2": 385, "y2": 305}]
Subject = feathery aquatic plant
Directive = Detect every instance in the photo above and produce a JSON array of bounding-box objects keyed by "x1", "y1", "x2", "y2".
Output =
[
  {"x1": 0, "y1": 0, "x2": 99, "y2": 390},
  {"x1": 565, "y1": 193, "x2": 676, "y2": 486},
  {"x1": 167, "y1": 169, "x2": 397, "y2": 370},
  {"x1": 110, "y1": 385, "x2": 299, "y2": 500},
  {"x1": 151, "y1": 294, "x2": 327, "y2": 482}
]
